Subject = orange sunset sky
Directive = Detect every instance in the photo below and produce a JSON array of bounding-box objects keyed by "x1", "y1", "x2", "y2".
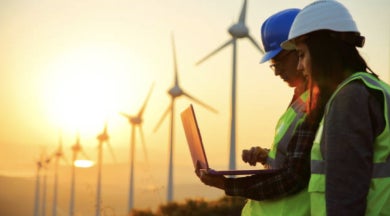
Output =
[{"x1": 0, "y1": 0, "x2": 389, "y2": 210}]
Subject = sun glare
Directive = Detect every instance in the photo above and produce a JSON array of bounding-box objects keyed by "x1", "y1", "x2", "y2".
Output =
[
  {"x1": 43, "y1": 45, "x2": 144, "y2": 134},
  {"x1": 74, "y1": 159, "x2": 94, "y2": 168}
]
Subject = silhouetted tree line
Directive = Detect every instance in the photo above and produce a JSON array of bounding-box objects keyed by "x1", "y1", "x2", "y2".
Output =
[{"x1": 130, "y1": 196, "x2": 246, "y2": 216}]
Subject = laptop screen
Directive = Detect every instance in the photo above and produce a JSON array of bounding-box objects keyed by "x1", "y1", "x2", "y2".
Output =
[
  {"x1": 180, "y1": 104, "x2": 209, "y2": 171},
  {"x1": 181, "y1": 104, "x2": 274, "y2": 176}
]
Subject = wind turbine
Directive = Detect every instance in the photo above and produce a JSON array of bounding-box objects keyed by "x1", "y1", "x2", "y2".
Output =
[
  {"x1": 196, "y1": 0, "x2": 264, "y2": 170},
  {"x1": 33, "y1": 153, "x2": 44, "y2": 216},
  {"x1": 95, "y1": 123, "x2": 116, "y2": 216},
  {"x1": 154, "y1": 34, "x2": 218, "y2": 202},
  {"x1": 119, "y1": 83, "x2": 154, "y2": 213},
  {"x1": 69, "y1": 133, "x2": 89, "y2": 216},
  {"x1": 41, "y1": 153, "x2": 51, "y2": 216},
  {"x1": 51, "y1": 130, "x2": 68, "y2": 216}
]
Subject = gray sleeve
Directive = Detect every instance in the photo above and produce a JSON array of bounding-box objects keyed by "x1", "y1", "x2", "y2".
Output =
[{"x1": 324, "y1": 81, "x2": 385, "y2": 215}]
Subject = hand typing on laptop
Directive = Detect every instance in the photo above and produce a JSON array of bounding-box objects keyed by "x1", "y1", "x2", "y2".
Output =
[{"x1": 242, "y1": 146, "x2": 270, "y2": 166}]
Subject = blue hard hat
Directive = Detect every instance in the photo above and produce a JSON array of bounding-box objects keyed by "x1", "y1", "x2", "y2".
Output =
[{"x1": 260, "y1": 8, "x2": 300, "y2": 63}]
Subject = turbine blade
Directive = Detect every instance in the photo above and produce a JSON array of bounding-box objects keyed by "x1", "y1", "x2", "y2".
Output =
[
  {"x1": 171, "y1": 33, "x2": 179, "y2": 86},
  {"x1": 238, "y1": 0, "x2": 247, "y2": 24},
  {"x1": 76, "y1": 131, "x2": 80, "y2": 145},
  {"x1": 58, "y1": 129, "x2": 63, "y2": 148},
  {"x1": 106, "y1": 141, "x2": 117, "y2": 164},
  {"x1": 103, "y1": 122, "x2": 108, "y2": 134},
  {"x1": 182, "y1": 92, "x2": 218, "y2": 113},
  {"x1": 196, "y1": 38, "x2": 234, "y2": 65},
  {"x1": 119, "y1": 112, "x2": 130, "y2": 119},
  {"x1": 153, "y1": 104, "x2": 172, "y2": 132},
  {"x1": 61, "y1": 154, "x2": 70, "y2": 165},
  {"x1": 138, "y1": 82, "x2": 155, "y2": 117},
  {"x1": 139, "y1": 126, "x2": 150, "y2": 166},
  {"x1": 81, "y1": 149, "x2": 89, "y2": 160},
  {"x1": 247, "y1": 35, "x2": 265, "y2": 54}
]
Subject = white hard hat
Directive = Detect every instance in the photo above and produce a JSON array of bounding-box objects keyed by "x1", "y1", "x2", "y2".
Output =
[{"x1": 281, "y1": 0, "x2": 360, "y2": 50}]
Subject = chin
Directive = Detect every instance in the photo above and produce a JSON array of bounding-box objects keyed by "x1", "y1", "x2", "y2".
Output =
[{"x1": 286, "y1": 82, "x2": 294, "y2": 87}]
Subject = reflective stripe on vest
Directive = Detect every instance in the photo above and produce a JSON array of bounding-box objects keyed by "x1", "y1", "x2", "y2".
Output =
[
  {"x1": 312, "y1": 160, "x2": 390, "y2": 178},
  {"x1": 267, "y1": 92, "x2": 307, "y2": 168}
]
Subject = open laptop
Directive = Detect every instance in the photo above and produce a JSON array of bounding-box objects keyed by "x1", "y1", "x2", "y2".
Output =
[{"x1": 180, "y1": 104, "x2": 270, "y2": 175}]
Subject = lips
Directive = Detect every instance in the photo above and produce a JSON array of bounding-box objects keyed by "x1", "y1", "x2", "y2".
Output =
[{"x1": 280, "y1": 75, "x2": 288, "y2": 82}]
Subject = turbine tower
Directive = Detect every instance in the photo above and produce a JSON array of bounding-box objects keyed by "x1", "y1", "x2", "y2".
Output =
[
  {"x1": 52, "y1": 130, "x2": 68, "y2": 216},
  {"x1": 196, "y1": 0, "x2": 264, "y2": 170},
  {"x1": 120, "y1": 83, "x2": 154, "y2": 213},
  {"x1": 95, "y1": 123, "x2": 116, "y2": 216},
  {"x1": 154, "y1": 34, "x2": 218, "y2": 202},
  {"x1": 69, "y1": 133, "x2": 89, "y2": 216}
]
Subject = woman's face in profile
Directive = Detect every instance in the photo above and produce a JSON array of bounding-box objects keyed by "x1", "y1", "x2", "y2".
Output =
[{"x1": 295, "y1": 41, "x2": 311, "y2": 79}]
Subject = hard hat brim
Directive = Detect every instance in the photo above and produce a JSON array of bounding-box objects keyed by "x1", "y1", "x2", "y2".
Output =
[
  {"x1": 259, "y1": 47, "x2": 283, "y2": 63},
  {"x1": 280, "y1": 39, "x2": 296, "y2": 50}
]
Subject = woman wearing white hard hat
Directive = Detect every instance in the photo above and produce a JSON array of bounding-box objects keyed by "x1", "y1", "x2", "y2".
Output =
[{"x1": 281, "y1": 0, "x2": 390, "y2": 215}]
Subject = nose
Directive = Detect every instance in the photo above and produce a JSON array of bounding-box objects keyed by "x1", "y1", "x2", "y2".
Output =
[{"x1": 297, "y1": 59, "x2": 304, "y2": 74}]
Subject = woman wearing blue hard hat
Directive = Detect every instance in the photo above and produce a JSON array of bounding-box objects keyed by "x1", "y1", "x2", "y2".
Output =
[
  {"x1": 196, "y1": 8, "x2": 320, "y2": 216},
  {"x1": 281, "y1": 0, "x2": 390, "y2": 215}
]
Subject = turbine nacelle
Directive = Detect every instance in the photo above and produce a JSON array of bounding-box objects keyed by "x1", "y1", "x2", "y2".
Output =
[
  {"x1": 97, "y1": 133, "x2": 109, "y2": 142},
  {"x1": 72, "y1": 143, "x2": 81, "y2": 152},
  {"x1": 168, "y1": 85, "x2": 183, "y2": 97},
  {"x1": 37, "y1": 161, "x2": 43, "y2": 169},
  {"x1": 45, "y1": 157, "x2": 51, "y2": 164},
  {"x1": 130, "y1": 116, "x2": 142, "y2": 125},
  {"x1": 228, "y1": 23, "x2": 249, "y2": 38},
  {"x1": 55, "y1": 151, "x2": 63, "y2": 158}
]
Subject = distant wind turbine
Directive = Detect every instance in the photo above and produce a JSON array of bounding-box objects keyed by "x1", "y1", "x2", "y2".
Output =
[
  {"x1": 33, "y1": 153, "x2": 44, "y2": 216},
  {"x1": 69, "y1": 133, "x2": 89, "y2": 216},
  {"x1": 52, "y1": 130, "x2": 68, "y2": 216},
  {"x1": 95, "y1": 123, "x2": 116, "y2": 216},
  {"x1": 120, "y1": 83, "x2": 154, "y2": 213},
  {"x1": 154, "y1": 34, "x2": 218, "y2": 202},
  {"x1": 41, "y1": 153, "x2": 51, "y2": 216},
  {"x1": 196, "y1": 0, "x2": 264, "y2": 170}
]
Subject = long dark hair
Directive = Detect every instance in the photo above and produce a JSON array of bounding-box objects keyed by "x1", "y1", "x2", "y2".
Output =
[{"x1": 303, "y1": 30, "x2": 375, "y2": 125}]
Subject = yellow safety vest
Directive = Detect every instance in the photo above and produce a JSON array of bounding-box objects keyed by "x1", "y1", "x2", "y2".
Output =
[
  {"x1": 242, "y1": 91, "x2": 310, "y2": 216},
  {"x1": 309, "y1": 72, "x2": 390, "y2": 216}
]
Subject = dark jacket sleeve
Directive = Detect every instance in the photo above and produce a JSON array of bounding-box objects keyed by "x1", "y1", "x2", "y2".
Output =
[{"x1": 224, "y1": 120, "x2": 314, "y2": 200}]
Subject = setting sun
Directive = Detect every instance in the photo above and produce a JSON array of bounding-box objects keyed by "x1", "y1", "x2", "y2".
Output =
[
  {"x1": 74, "y1": 159, "x2": 94, "y2": 168},
  {"x1": 42, "y1": 44, "x2": 142, "y2": 134}
]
